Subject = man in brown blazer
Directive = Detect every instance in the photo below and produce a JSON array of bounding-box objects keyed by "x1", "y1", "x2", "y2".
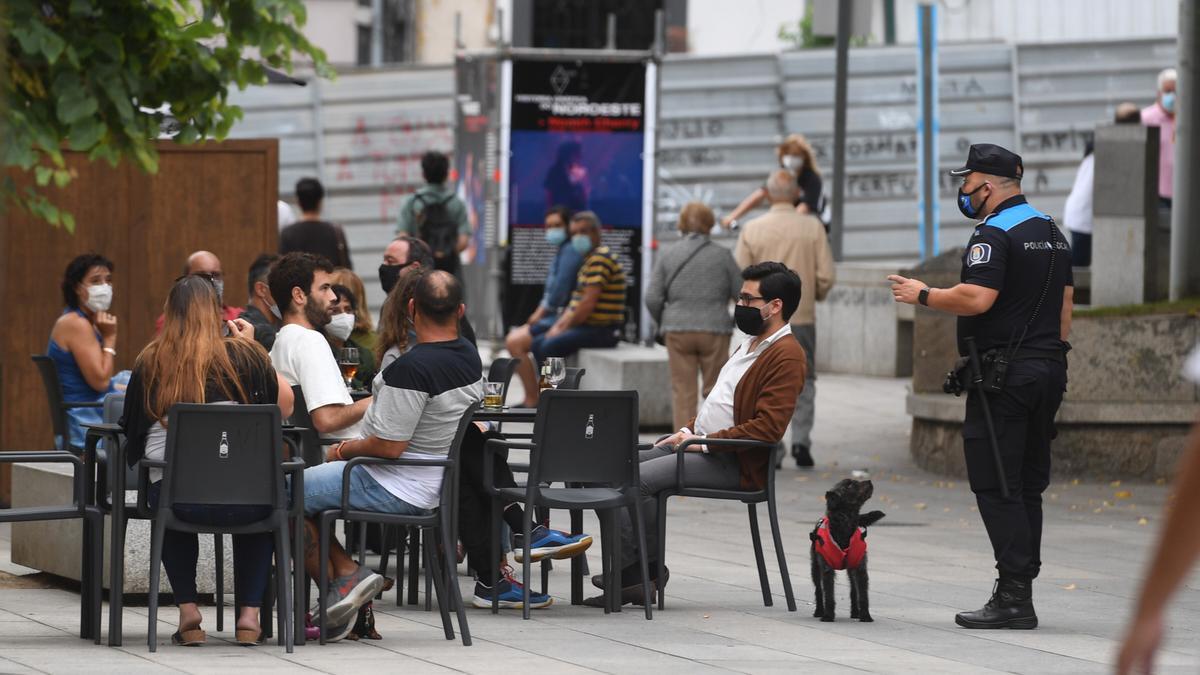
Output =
[
  {"x1": 587, "y1": 262, "x2": 808, "y2": 606},
  {"x1": 736, "y1": 170, "x2": 835, "y2": 468}
]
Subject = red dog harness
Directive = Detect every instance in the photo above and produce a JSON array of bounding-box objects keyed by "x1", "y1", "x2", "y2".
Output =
[{"x1": 812, "y1": 516, "x2": 867, "y2": 570}]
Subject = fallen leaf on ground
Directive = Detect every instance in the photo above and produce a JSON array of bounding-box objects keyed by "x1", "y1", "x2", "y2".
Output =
[
  {"x1": 1115, "y1": 490, "x2": 1132, "y2": 499},
  {"x1": 1138, "y1": 517, "x2": 1149, "y2": 525},
  {"x1": 1093, "y1": 507, "x2": 1104, "y2": 513},
  {"x1": 1063, "y1": 583, "x2": 1077, "y2": 590},
  {"x1": 914, "y1": 503, "x2": 927, "y2": 510},
  {"x1": 1110, "y1": 480, "x2": 1122, "y2": 487}
]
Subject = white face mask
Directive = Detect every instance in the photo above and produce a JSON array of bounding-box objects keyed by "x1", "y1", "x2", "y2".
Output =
[
  {"x1": 269, "y1": 303, "x2": 282, "y2": 320},
  {"x1": 85, "y1": 284, "x2": 113, "y2": 313},
  {"x1": 327, "y1": 313, "x2": 355, "y2": 341},
  {"x1": 782, "y1": 155, "x2": 805, "y2": 172}
]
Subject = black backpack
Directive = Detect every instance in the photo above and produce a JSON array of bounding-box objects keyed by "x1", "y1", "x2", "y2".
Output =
[{"x1": 414, "y1": 192, "x2": 458, "y2": 271}]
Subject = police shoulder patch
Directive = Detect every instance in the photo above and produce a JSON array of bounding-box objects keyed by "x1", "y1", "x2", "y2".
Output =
[{"x1": 967, "y1": 243, "x2": 992, "y2": 267}]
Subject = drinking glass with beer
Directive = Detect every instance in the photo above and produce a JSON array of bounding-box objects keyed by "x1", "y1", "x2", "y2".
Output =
[
  {"x1": 338, "y1": 347, "x2": 359, "y2": 389},
  {"x1": 483, "y1": 381, "x2": 504, "y2": 409}
]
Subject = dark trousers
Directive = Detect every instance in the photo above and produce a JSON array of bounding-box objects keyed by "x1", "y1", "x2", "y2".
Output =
[
  {"x1": 457, "y1": 425, "x2": 517, "y2": 583},
  {"x1": 149, "y1": 483, "x2": 273, "y2": 607},
  {"x1": 1070, "y1": 231, "x2": 1091, "y2": 267},
  {"x1": 961, "y1": 358, "x2": 1066, "y2": 580}
]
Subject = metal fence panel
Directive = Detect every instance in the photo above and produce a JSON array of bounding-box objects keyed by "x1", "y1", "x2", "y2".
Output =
[
  {"x1": 1015, "y1": 38, "x2": 1175, "y2": 222},
  {"x1": 656, "y1": 54, "x2": 782, "y2": 229},
  {"x1": 780, "y1": 43, "x2": 1014, "y2": 260},
  {"x1": 227, "y1": 66, "x2": 456, "y2": 316}
]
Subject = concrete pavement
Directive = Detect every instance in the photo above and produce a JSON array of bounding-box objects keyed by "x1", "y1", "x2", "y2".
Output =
[{"x1": 0, "y1": 374, "x2": 1196, "y2": 674}]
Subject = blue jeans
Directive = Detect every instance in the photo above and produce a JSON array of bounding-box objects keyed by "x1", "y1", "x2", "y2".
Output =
[
  {"x1": 300, "y1": 461, "x2": 428, "y2": 516},
  {"x1": 147, "y1": 483, "x2": 273, "y2": 607},
  {"x1": 530, "y1": 323, "x2": 620, "y2": 363}
]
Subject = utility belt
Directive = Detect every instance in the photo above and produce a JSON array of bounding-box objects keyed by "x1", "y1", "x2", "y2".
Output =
[{"x1": 943, "y1": 344, "x2": 1068, "y2": 396}]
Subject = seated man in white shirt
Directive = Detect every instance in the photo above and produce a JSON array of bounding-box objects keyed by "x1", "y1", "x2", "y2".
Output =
[
  {"x1": 587, "y1": 262, "x2": 808, "y2": 606},
  {"x1": 268, "y1": 252, "x2": 371, "y2": 440}
]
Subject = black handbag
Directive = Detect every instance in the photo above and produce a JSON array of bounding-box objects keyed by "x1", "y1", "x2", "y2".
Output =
[{"x1": 655, "y1": 240, "x2": 710, "y2": 346}]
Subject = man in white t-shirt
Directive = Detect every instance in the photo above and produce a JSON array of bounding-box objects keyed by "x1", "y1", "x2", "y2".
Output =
[{"x1": 268, "y1": 252, "x2": 370, "y2": 440}]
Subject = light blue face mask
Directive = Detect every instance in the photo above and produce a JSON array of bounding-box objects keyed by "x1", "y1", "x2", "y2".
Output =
[
  {"x1": 571, "y1": 234, "x2": 593, "y2": 255},
  {"x1": 1162, "y1": 92, "x2": 1176, "y2": 113},
  {"x1": 545, "y1": 228, "x2": 567, "y2": 246}
]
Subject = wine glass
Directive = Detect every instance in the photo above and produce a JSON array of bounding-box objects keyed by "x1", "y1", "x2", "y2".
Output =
[
  {"x1": 546, "y1": 357, "x2": 567, "y2": 389},
  {"x1": 338, "y1": 347, "x2": 359, "y2": 389}
]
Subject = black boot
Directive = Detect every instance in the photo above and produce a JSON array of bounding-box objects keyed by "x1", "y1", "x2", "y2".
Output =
[
  {"x1": 792, "y1": 443, "x2": 814, "y2": 468},
  {"x1": 955, "y1": 577, "x2": 1038, "y2": 629}
]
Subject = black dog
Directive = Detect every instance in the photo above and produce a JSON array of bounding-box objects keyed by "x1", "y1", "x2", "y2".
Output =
[{"x1": 809, "y1": 478, "x2": 885, "y2": 622}]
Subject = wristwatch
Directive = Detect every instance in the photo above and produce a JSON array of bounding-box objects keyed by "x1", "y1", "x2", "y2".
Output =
[{"x1": 918, "y1": 288, "x2": 931, "y2": 306}]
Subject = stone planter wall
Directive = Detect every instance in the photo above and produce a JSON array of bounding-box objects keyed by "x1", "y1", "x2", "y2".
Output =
[{"x1": 908, "y1": 309, "x2": 1198, "y2": 482}]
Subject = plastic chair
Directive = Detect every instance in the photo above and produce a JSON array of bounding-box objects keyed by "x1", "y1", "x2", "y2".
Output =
[
  {"x1": 562, "y1": 367, "x2": 586, "y2": 390},
  {"x1": 485, "y1": 389, "x2": 652, "y2": 620},
  {"x1": 83, "y1": 409, "x2": 229, "y2": 646},
  {"x1": 32, "y1": 354, "x2": 103, "y2": 452},
  {"x1": 0, "y1": 450, "x2": 103, "y2": 642},
  {"x1": 313, "y1": 403, "x2": 478, "y2": 646},
  {"x1": 486, "y1": 357, "x2": 518, "y2": 401},
  {"x1": 143, "y1": 404, "x2": 302, "y2": 652},
  {"x1": 656, "y1": 437, "x2": 796, "y2": 611}
]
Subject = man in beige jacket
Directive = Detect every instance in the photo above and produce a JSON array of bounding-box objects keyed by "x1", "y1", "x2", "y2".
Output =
[{"x1": 735, "y1": 169, "x2": 835, "y2": 467}]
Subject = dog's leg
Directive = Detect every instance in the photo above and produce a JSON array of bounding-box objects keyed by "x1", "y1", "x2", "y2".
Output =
[
  {"x1": 810, "y1": 545, "x2": 824, "y2": 619},
  {"x1": 820, "y1": 568, "x2": 836, "y2": 622},
  {"x1": 854, "y1": 558, "x2": 872, "y2": 622},
  {"x1": 849, "y1": 568, "x2": 859, "y2": 619}
]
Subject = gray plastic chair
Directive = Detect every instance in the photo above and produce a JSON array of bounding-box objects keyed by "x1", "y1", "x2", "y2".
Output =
[
  {"x1": 656, "y1": 437, "x2": 796, "y2": 611},
  {"x1": 314, "y1": 403, "x2": 478, "y2": 646},
  {"x1": 485, "y1": 389, "x2": 652, "y2": 620},
  {"x1": 143, "y1": 403, "x2": 302, "y2": 652}
]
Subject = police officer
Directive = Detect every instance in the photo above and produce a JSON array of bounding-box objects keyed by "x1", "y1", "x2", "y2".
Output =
[{"x1": 888, "y1": 143, "x2": 1072, "y2": 629}]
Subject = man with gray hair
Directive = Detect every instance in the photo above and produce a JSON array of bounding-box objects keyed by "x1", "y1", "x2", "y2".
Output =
[
  {"x1": 1142, "y1": 67, "x2": 1177, "y2": 207},
  {"x1": 735, "y1": 169, "x2": 834, "y2": 468},
  {"x1": 510, "y1": 211, "x2": 626, "y2": 406}
]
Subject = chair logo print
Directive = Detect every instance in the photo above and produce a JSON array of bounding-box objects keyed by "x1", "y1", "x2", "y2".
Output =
[
  {"x1": 585, "y1": 414, "x2": 595, "y2": 440},
  {"x1": 219, "y1": 431, "x2": 230, "y2": 459}
]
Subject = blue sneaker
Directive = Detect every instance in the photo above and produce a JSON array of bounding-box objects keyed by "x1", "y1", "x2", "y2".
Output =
[
  {"x1": 512, "y1": 525, "x2": 593, "y2": 563},
  {"x1": 471, "y1": 576, "x2": 553, "y2": 609}
]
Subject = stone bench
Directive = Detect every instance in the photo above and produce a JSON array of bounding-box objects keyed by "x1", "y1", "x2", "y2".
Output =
[
  {"x1": 10, "y1": 462, "x2": 232, "y2": 594},
  {"x1": 572, "y1": 344, "x2": 672, "y2": 429}
]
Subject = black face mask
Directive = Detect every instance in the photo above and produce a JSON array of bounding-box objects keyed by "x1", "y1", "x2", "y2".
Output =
[
  {"x1": 734, "y1": 304, "x2": 767, "y2": 336},
  {"x1": 957, "y1": 183, "x2": 989, "y2": 219},
  {"x1": 379, "y1": 262, "x2": 411, "y2": 294}
]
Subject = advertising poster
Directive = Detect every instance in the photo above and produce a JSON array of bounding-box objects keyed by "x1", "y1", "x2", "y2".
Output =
[
  {"x1": 454, "y1": 55, "x2": 497, "y2": 266},
  {"x1": 502, "y1": 59, "x2": 652, "y2": 341}
]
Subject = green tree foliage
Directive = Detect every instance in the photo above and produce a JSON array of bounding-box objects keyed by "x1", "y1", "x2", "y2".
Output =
[{"x1": 1, "y1": 1, "x2": 329, "y2": 231}]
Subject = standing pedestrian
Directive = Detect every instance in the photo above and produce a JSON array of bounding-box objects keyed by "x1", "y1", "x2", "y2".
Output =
[
  {"x1": 644, "y1": 202, "x2": 742, "y2": 431},
  {"x1": 735, "y1": 170, "x2": 834, "y2": 468},
  {"x1": 1141, "y1": 68, "x2": 1176, "y2": 210},
  {"x1": 396, "y1": 151, "x2": 470, "y2": 277},
  {"x1": 888, "y1": 143, "x2": 1073, "y2": 629},
  {"x1": 280, "y1": 177, "x2": 353, "y2": 269}
]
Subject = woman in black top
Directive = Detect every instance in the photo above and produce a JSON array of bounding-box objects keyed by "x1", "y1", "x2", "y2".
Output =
[
  {"x1": 721, "y1": 133, "x2": 825, "y2": 229},
  {"x1": 121, "y1": 275, "x2": 293, "y2": 646}
]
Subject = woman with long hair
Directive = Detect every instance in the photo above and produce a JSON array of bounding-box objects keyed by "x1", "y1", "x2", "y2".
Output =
[
  {"x1": 721, "y1": 133, "x2": 825, "y2": 229},
  {"x1": 374, "y1": 265, "x2": 425, "y2": 373},
  {"x1": 120, "y1": 275, "x2": 294, "y2": 646}
]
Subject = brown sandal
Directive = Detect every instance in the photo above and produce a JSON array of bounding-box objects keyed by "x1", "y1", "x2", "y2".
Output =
[
  {"x1": 171, "y1": 628, "x2": 206, "y2": 646},
  {"x1": 235, "y1": 628, "x2": 262, "y2": 646}
]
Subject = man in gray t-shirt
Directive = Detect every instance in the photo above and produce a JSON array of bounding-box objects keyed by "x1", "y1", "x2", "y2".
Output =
[{"x1": 296, "y1": 271, "x2": 482, "y2": 641}]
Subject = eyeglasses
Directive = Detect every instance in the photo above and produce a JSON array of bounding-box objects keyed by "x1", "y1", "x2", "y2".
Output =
[{"x1": 736, "y1": 293, "x2": 767, "y2": 305}]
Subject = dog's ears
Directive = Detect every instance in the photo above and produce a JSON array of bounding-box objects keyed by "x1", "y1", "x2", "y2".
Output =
[{"x1": 858, "y1": 510, "x2": 886, "y2": 527}]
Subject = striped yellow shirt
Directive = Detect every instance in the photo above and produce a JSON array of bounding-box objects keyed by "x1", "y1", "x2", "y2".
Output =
[{"x1": 568, "y1": 246, "x2": 626, "y2": 327}]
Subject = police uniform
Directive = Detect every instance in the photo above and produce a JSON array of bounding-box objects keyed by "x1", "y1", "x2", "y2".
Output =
[{"x1": 949, "y1": 144, "x2": 1071, "y2": 629}]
